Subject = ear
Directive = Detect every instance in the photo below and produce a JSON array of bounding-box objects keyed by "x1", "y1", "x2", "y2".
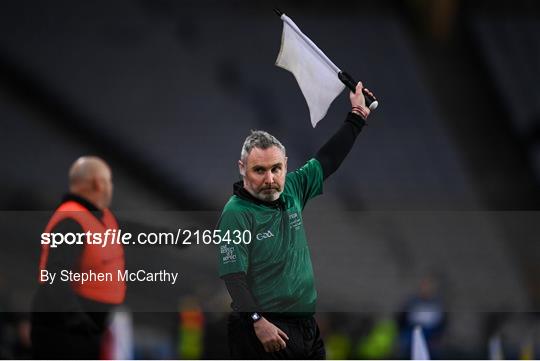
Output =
[
  {"x1": 284, "y1": 157, "x2": 288, "y2": 172},
  {"x1": 92, "y1": 176, "x2": 103, "y2": 192},
  {"x1": 238, "y1": 160, "x2": 246, "y2": 177}
]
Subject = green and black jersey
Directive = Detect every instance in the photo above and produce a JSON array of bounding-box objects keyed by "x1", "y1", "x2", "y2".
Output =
[{"x1": 218, "y1": 158, "x2": 323, "y2": 314}]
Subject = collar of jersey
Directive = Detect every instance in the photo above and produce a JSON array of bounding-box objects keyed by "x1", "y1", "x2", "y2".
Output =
[{"x1": 60, "y1": 193, "x2": 104, "y2": 219}]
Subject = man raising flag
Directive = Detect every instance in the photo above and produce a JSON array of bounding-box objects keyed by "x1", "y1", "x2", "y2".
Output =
[{"x1": 218, "y1": 81, "x2": 374, "y2": 358}]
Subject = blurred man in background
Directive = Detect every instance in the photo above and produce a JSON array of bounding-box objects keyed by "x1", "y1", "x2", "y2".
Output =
[
  {"x1": 218, "y1": 82, "x2": 374, "y2": 359},
  {"x1": 398, "y1": 275, "x2": 447, "y2": 358},
  {"x1": 31, "y1": 156, "x2": 126, "y2": 359}
]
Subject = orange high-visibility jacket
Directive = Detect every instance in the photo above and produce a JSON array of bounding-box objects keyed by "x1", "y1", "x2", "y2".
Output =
[{"x1": 39, "y1": 200, "x2": 126, "y2": 304}]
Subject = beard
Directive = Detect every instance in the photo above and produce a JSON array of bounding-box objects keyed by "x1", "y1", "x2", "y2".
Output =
[{"x1": 256, "y1": 186, "x2": 282, "y2": 201}]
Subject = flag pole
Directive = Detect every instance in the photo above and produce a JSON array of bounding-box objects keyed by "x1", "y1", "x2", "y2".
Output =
[{"x1": 274, "y1": 8, "x2": 379, "y2": 110}]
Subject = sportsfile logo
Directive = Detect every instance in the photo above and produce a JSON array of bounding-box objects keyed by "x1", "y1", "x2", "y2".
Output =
[{"x1": 255, "y1": 230, "x2": 274, "y2": 241}]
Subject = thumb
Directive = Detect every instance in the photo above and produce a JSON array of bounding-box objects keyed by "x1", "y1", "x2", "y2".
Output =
[{"x1": 277, "y1": 327, "x2": 289, "y2": 341}]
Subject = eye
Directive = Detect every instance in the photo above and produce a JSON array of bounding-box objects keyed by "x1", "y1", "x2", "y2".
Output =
[
  {"x1": 255, "y1": 168, "x2": 265, "y2": 174},
  {"x1": 272, "y1": 166, "x2": 282, "y2": 174}
]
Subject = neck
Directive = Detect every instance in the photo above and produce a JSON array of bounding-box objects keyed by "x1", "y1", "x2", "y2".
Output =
[{"x1": 71, "y1": 191, "x2": 103, "y2": 210}]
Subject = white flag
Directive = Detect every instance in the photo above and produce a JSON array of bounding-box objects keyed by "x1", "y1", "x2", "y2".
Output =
[
  {"x1": 276, "y1": 15, "x2": 345, "y2": 127},
  {"x1": 106, "y1": 308, "x2": 134, "y2": 360},
  {"x1": 412, "y1": 326, "x2": 431, "y2": 360},
  {"x1": 488, "y1": 334, "x2": 504, "y2": 360}
]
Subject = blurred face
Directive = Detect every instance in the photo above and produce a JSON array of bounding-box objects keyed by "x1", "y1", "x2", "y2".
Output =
[
  {"x1": 419, "y1": 277, "x2": 435, "y2": 299},
  {"x1": 239, "y1": 146, "x2": 287, "y2": 202},
  {"x1": 97, "y1": 166, "x2": 114, "y2": 209}
]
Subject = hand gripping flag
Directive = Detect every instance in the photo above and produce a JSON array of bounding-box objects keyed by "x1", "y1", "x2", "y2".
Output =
[{"x1": 275, "y1": 9, "x2": 378, "y2": 127}]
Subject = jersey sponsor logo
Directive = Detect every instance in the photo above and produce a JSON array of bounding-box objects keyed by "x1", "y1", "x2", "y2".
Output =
[
  {"x1": 220, "y1": 245, "x2": 236, "y2": 264},
  {"x1": 255, "y1": 230, "x2": 274, "y2": 241},
  {"x1": 288, "y1": 211, "x2": 302, "y2": 230}
]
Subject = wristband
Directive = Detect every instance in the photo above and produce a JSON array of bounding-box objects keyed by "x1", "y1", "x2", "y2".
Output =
[{"x1": 351, "y1": 106, "x2": 369, "y2": 120}]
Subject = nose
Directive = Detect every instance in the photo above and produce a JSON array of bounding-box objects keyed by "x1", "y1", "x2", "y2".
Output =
[{"x1": 263, "y1": 171, "x2": 274, "y2": 185}]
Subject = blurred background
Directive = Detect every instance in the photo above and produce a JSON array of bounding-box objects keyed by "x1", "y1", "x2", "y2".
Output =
[{"x1": 0, "y1": 0, "x2": 540, "y2": 358}]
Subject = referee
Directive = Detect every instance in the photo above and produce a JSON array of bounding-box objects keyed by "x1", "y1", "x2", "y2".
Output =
[{"x1": 218, "y1": 82, "x2": 374, "y2": 359}]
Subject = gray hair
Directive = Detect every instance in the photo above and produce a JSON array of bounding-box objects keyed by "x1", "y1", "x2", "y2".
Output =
[{"x1": 240, "y1": 130, "x2": 286, "y2": 164}]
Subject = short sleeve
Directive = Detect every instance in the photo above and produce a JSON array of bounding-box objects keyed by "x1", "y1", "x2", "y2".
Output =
[
  {"x1": 285, "y1": 158, "x2": 324, "y2": 208},
  {"x1": 217, "y1": 208, "x2": 251, "y2": 277}
]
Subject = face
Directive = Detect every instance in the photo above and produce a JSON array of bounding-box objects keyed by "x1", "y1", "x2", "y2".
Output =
[
  {"x1": 97, "y1": 166, "x2": 114, "y2": 209},
  {"x1": 239, "y1": 146, "x2": 287, "y2": 202}
]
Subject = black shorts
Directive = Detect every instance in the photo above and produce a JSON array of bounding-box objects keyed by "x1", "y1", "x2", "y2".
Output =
[{"x1": 228, "y1": 312, "x2": 326, "y2": 359}]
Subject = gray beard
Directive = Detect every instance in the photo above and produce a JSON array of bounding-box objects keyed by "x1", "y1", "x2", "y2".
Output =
[
  {"x1": 247, "y1": 187, "x2": 282, "y2": 202},
  {"x1": 257, "y1": 190, "x2": 282, "y2": 202}
]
